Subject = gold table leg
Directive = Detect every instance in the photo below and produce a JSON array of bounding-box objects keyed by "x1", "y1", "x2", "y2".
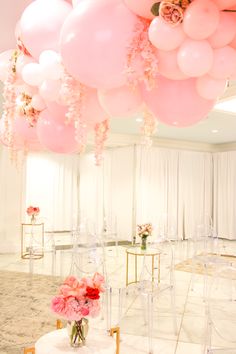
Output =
[
  {"x1": 152, "y1": 255, "x2": 155, "y2": 283},
  {"x1": 135, "y1": 254, "x2": 137, "y2": 283},
  {"x1": 110, "y1": 327, "x2": 120, "y2": 354},
  {"x1": 158, "y1": 254, "x2": 161, "y2": 284},
  {"x1": 24, "y1": 348, "x2": 35, "y2": 354},
  {"x1": 56, "y1": 319, "x2": 63, "y2": 329},
  {"x1": 126, "y1": 252, "x2": 129, "y2": 286}
]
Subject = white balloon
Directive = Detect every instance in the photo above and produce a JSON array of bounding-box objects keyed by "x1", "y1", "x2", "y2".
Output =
[
  {"x1": 22, "y1": 63, "x2": 45, "y2": 86},
  {"x1": 39, "y1": 50, "x2": 62, "y2": 80}
]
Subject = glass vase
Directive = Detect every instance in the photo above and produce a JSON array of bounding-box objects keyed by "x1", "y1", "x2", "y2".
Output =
[
  {"x1": 31, "y1": 215, "x2": 36, "y2": 224},
  {"x1": 141, "y1": 236, "x2": 148, "y2": 251},
  {"x1": 67, "y1": 318, "x2": 89, "y2": 348}
]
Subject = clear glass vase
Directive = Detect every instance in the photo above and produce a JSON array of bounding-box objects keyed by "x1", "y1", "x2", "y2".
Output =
[
  {"x1": 67, "y1": 318, "x2": 89, "y2": 348},
  {"x1": 141, "y1": 235, "x2": 148, "y2": 251}
]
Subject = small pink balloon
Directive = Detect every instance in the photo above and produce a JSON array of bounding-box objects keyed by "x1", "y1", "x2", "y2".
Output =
[
  {"x1": 39, "y1": 79, "x2": 61, "y2": 101},
  {"x1": 14, "y1": 116, "x2": 39, "y2": 141},
  {"x1": 196, "y1": 75, "x2": 227, "y2": 100},
  {"x1": 123, "y1": 0, "x2": 157, "y2": 19},
  {"x1": 183, "y1": 0, "x2": 220, "y2": 40},
  {"x1": 22, "y1": 63, "x2": 45, "y2": 87},
  {"x1": 98, "y1": 85, "x2": 143, "y2": 118},
  {"x1": 177, "y1": 39, "x2": 213, "y2": 77},
  {"x1": 60, "y1": 0, "x2": 140, "y2": 89},
  {"x1": 208, "y1": 12, "x2": 236, "y2": 48},
  {"x1": 31, "y1": 94, "x2": 46, "y2": 111},
  {"x1": 149, "y1": 17, "x2": 186, "y2": 51},
  {"x1": 142, "y1": 76, "x2": 215, "y2": 127},
  {"x1": 37, "y1": 109, "x2": 79, "y2": 153},
  {"x1": 157, "y1": 49, "x2": 188, "y2": 80},
  {"x1": 209, "y1": 46, "x2": 236, "y2": 79},
  {"x1": 20, "y1": 0, "x2": 72, "y2": 59}
]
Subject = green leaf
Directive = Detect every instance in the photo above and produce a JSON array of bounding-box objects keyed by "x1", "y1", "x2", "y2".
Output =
[{"x1": 151, "y1": 2, "x2": 161, "y2": 16}]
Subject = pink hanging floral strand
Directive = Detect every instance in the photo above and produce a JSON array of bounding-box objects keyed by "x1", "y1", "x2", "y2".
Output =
[
  {"x1": 141, "y1": 108, "x2": 157, "y2": 146},
  {"x1": 94, "y1": 119, "x2": 109, "y2": 166},
  {"x1": 60, "y1": 70, "x2": 87, "y2": 152},
  {"x1": 125, "y1": 17, "x2": 158, "y2": 90}
]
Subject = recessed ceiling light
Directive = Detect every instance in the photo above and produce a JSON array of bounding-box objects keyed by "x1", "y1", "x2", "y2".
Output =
[
  {"x1": 212, "y1": 129, "x2": 218, "y2": 133},
  {"x1": 136, "y1": 118, "x2": 143, "y2": 122}
]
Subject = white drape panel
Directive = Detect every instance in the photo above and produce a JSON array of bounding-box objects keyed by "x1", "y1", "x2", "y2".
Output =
[
  {"x1": 25, "y1": 152, "x2": 79, "y2": 231},
  {"x1": 0, "y1": 147, "x2": 24, "y2": 252},
  {"x1": 213, "y1": 151, "x2": 236, "y2": 240},
  {"x1": 136, "y1": 146, "x2": 212, "y2": 240},
  {"x1": 79, "y1": 147, "x2": 134, "y2": 240}
]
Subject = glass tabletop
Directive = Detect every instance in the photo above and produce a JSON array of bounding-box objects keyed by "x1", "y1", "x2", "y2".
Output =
[{"x1": 126, "y1": 246, "x2": 161, "y2": 256}]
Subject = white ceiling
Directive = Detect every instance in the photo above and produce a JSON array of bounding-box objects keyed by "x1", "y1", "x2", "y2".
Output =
[{"x1": 0, "y1": 0, "x2": 236, "y2": 145}]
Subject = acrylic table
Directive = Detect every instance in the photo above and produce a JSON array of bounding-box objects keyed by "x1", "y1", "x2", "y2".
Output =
[{"x1": 21, "y1": 223, "x2": 44, "y2": 259}]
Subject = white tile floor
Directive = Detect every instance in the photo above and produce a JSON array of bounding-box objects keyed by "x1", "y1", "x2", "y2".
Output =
[{"x1": 1, "y1": 239, "x2": 236, "y2": 354}]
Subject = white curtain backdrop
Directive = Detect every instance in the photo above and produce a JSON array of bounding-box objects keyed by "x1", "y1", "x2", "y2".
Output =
[
  {"x1": 136, "y1": 146, "x2": 213, "y2": 240},
  {"x1": 213, "y1": 151, "x2": 236, "y2": 240},
  {"x1": 0, "y1": 146, "x2": 24, "y2": 253},
  {"x1": 25, "y1": 152, "x2": 80, "y2": 231}
]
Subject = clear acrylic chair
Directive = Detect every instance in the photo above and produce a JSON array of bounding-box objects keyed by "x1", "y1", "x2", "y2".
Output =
[
  {"x1": 204, "y1": 265, "x2": 236, "y2": 353},
  {"x1": 102, "y1": 215, "x2": 119, "y2": 258},
  {"x1": 118, "y1": 238, "x2": 177, "y2": 354}
]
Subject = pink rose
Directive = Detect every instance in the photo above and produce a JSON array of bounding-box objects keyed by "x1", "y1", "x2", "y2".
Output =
[
  {"x1": 63, "y1": 276, "x2": 78, "y2": 288},
  {"x1": 88, "y1": 300, "x2": 101, "y2": 318},
  {"x1": 92, "y1": 272, "x2": 105, "y2": 291}
]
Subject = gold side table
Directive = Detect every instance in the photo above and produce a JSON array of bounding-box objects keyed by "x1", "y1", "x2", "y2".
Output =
[
  {"x1": 21, "y1": 223, "x2": 44, "y2": 259},
  {"x1": 126, "y1": 246, "x2": 161, "y2": 286}
]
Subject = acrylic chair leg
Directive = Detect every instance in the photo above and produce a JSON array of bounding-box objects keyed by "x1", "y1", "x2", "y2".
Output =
[
  {"x1": 105, "y1": 287, "x2": 112, "y2": 331},
  {"x1": 170, "y1": 287, "x2": 178, "y2": 335},
  {"x1": 51, "y1": 247, "x2": 56, "y2": 276},
  {"x1": 147, "y1": 293, "x2": 154, "y2": 354}
]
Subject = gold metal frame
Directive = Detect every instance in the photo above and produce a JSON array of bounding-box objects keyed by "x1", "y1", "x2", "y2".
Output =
[
  {"x1": 56, "y1": 319, "x2": 63, "y2": 329},
  {"x1": 21, "y1": 223, "x2": 44, "y2": 259},
  {"x1": 110, "y1": 327, "x2": 120, "y2": 354},
  {"x1": 126, "y1": 247, "x2": 161, "y2": 286}
]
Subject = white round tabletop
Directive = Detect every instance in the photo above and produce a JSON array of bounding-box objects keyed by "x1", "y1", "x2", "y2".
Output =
[
  {"x1": 126, "y1": 246, "x2": 161, "y2": 256},
  {"x1": 35, "y1": 328, "x2": 116, "y2": 354}
]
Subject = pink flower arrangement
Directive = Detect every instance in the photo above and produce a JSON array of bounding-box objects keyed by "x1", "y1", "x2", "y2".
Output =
[
  {"x1": 26, "y1": 206, "x2": 40, "y2": 217},
  {"x1": 51, "y1": 273, "x2": 105, "y2": 322},
  {"x1": 137, "y1": 223, "x2": 153, "y2": 237}
]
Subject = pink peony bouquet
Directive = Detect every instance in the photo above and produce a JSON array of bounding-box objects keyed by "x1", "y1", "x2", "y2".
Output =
[
  {"x1": 51, "y1": 273, "x2": 105, "y2": 321},
  {"x1": 26, "y1": 206, "x2": 40, "y2": 217},
  {"x1": 137, "y1": 223, "x2": 153, "y2": 238}
]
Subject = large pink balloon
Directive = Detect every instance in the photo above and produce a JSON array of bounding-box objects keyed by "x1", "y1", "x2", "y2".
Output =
[
  {"x1": 37, "y1": 109, "x2": 79, "y2": 153},
  {"x1": 183, "y1": 0, "x2": 220, "y2": 40},
  {"x1": 157, "y1": 49, "x2": 188, "y2": 80},
  {"x1": 98, "y1": 86, "x2": 143, "y2": 118},
  {"x1": 15, "y1": 116, "x2": 39, "y2": 141},
  {"x1": 60, "y1": 0, "x2": 140, "y2": 89},
  {"x1": 208, "y1": 12, "x2": 236, "y2": 48},
  {"x1": 196, "y1": 75, "x2": 227, "y2": 100},
  {"x1": 20, "y1": 0, "x2": 72, "y2": 59},
  {"x1": 177, "y1": 39, "x2": 213, "y2": 77},
  {"x1": 82, "y1": 88, "x2": 108, "y2": 127},
  {"x1": 209, "y1": 46, "x2": 236, "y2": 79},
  {"x1": 212, "y1": 0, "x2": 236, "y2": 9},
  {"x1": 142, "y1": 77, "x2": 215, "y2": 127},
  {"x1": 123, "y1": 0, "x2": 156, "y2": 19},
  {"x1": 149, "y1": 17, "x2": 186, "y2": 51}
]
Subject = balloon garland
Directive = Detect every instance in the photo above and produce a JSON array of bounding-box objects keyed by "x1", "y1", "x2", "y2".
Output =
[{"x1": 0, "y1": 0, "x2": 236, "y2": 164}]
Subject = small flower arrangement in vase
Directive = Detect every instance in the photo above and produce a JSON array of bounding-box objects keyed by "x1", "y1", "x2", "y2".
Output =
[
  {"x1": 51, "y1": 273, "x2": 105, "y2": 348},
  {"x1": 137, "y1": 223, "x2": 153, "y2": 251},
  {"x1": 26, "y1": 206, "x2": 40, "y2": 224}
]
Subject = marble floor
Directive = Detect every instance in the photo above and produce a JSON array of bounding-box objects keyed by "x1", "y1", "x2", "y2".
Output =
[{"x1": 0, "y1": 239, "x2": 236, "y2": 354}]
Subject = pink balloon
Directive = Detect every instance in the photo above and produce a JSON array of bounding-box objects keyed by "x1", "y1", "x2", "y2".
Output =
[
  {"x1": 98, "y1": 85, "x2": 143, "y2": 118},
  {"x1": 208, "y1": 12, "x2": 236, "y2": 48},
  {"x1": 157, "y1": 49, "x2": 188, "y2": 80},
  {"x1": 142, "y1": 77, "x2": 215, "y2": 127},
  {"x1": 37, "y1": 109, "x2": 79, "y2": 153},
  {"x1": 209, "y1": 46, "x2": 236, "y2": 79},
  {"x1": 148, "y1": 17, "x2": 185, "y2": 51},
  {"x1": 196, "y1": 75, "x2": 227, "y2": 100},
  {"x1": 183, "y1": 0, "x2": 220, "y2": 40},
  {"x1": 60, "y1": 0, "x2": 140, "y2": 89},
  {"x1": 230, "y1": 33, "x2": 236, "y2": 49},
  {"x1": 16, "y1": 54, "x2": 36, "y2": 76},
  {"x1": 14, "y1": 116, "x2": 39, "y2": 141},
  {"x1": 20, "y1": 0, "x2": 72, "y2": 59},
  {"x1": 46, "y1": 101, "x2": 68, "y2": 120},
  {"x1": 177, "y1": 39, "x2": 213, "y2": 77},
  {"x1": 123, "y1": 0, "x2": 157, "y2": 19},
  {"x1": 212, "y1": 0, "x2": 236, "y2": 9},
  {"x1": 82, "y1": 88, "x2": 108, "y2": 127},
  {"x1": 31, "y1": 94, "x2": 46, "y2": 111},
  {"x1": 39, "y1": 79, "x2": 61, "y2": 101}
]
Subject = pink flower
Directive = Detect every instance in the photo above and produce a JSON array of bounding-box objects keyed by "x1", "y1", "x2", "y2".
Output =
[
  {"x1": 64, "y1": 298, "x2": 82, "y2": 321},
  {"x1": 51, "y1": 296, "x2": 66, "y2": 315},
  {"x1": 159, "y1": 2, "x2": 184, "y2": 26},
  {"x1": 88, "y1": 300, "x2": 101, "y2": 318},
  {"x1": 92, "y1": 272, "x2": 105, "y2": 292},
  {"x1": 63, "y1": 276, "x2": 78, "y2": 288},
  {"x1": 80, "y1": 306, "x2": 90, "y2": 317}
]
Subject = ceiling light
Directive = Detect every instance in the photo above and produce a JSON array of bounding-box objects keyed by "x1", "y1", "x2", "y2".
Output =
[
  {"x1": 211, "y1": 129, "x2": 218, "y2": 133},
  {"x1": 136, "y1": 118, "x2": 143, "y2": 122},
  {"x1": 214, "y1": 98, "x2": 236, "y2": 114}
]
